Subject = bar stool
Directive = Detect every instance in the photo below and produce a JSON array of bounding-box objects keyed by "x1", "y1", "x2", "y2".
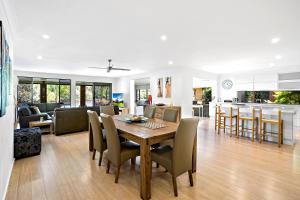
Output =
[
  {"x1": 217, "y1": 106, "x2": 238, "y2": 137},
  {"x1": 214, "y1": 105, "x2": 225, "y2": 132},
  {"x1": 259, "y1": 109, "x2": 283, "y2": 147},
  {"x1": 237, "y1": 107, "x2": 258, "y2": 142}
]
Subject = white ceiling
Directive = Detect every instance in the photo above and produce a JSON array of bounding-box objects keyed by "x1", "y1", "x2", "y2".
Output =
[{"x1": 9, "y1": 0, "x2": 300, "y2": 77}]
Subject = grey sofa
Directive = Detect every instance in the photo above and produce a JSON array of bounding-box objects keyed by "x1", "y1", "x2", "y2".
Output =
[
  {"x1": 18, "y1": 105, "x2": 49, "y2": 128},
  {"x1": 53, "y1": 107, "x2": 89, "y2": 135}
]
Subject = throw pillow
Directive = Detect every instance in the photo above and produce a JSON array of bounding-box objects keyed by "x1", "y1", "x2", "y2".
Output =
[{"x1": 32, "y1": 106, "x2": 41, "y2": 114}]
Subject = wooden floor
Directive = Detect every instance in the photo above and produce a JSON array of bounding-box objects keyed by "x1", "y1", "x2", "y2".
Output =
[{"x1": 6, "y1": 119, "x2": 300, "y2": 200}]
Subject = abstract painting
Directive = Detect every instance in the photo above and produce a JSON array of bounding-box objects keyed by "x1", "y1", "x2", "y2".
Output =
[
  {"x1": 157, "y1": 78, "x2": 163, "y2": 97},
  {"x1": 0, "y1": 21, "x2": 11, "y2": 117},
  {"x1": 165, "y1": 76, "x2": 171, "y2": 98}
]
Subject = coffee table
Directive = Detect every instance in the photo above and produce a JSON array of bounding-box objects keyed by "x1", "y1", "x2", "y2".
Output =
[{"x1": 29, "y1": 120, "x2": 54, "y2": 134}]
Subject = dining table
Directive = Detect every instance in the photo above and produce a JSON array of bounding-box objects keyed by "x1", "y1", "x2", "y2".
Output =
[{"x1": 89, "y1": 115, "x2": 197, "y2": 200}]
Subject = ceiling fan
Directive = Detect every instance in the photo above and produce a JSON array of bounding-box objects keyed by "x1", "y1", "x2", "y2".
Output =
[{"x1": 88, "y1": 59, "x2": 131, "y2": 73}]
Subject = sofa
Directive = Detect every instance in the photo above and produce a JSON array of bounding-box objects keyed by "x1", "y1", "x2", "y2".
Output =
[
  {"x1": 53, "y1": 107, "x2": 89, "y2": 135},
  {"x1": 18, "y1": 105, "x2": 49, "y2": 128}
]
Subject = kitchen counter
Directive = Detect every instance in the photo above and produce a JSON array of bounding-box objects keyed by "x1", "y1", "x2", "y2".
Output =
[{"x1": 209, "y1": 102, "x2": 298, "y2": 145}]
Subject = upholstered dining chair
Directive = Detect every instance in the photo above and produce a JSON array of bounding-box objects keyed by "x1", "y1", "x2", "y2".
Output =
[
  {"x1": 163, "y1": 108, "x2": 178, "y2": 122},
  {"x1": 87, "y1": 110, "x2": 107, "y2": 166},
  {"x1": 100, "y1": 105, "x2": 115, "y2": 116},
  {"x1": 144, "y1": 105, "x2": 156, "y2": 118},
  {"x1": 158, "y1": 108, "x2": 179, "y2": 149},
  {"x1": 151, "y1": 118, "x2": 199, "y2": 196},
  {"x1": 101, "y1": 114, "x2": 140, "y2": 183}
]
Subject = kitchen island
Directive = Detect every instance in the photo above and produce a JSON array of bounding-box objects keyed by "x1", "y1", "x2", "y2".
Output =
[{"x1": 210, "y1": 102, "x2": 298, "y2": 145}]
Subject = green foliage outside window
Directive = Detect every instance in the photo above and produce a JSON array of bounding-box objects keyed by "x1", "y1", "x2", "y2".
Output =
[
  {"x1": 47, "y1": 85, "x2": 59, "y2": 103},
  {"x1": 273, "y1": 91, "x2": 300, "y2": 104}
]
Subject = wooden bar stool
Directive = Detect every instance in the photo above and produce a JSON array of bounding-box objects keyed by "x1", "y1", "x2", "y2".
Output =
[
  {"x1": 215, "y1": 105, "x2": 225, "y2": 133},
  {"x1": 259, "y1": 109, "x2": 283, "y2": 147},
  {"x1": 217, "y1": 106, "x2": 238, "y2": 137},
  {"x1": 237, "y1": 107, "x2": 258, "y2": 142}
]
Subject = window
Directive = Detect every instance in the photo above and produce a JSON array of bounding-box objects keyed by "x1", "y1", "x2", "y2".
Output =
[
  {"x1": 76, "y1": 82, "x2": 112, "y2": 107},
  {"x1": 60, "y1": 85, "x2": 71, "y2": 105},
  {"x1": 17, "y1": 84, "x2": 32, "y2": 103},
  {"x1": 17, "y1": 76, "x2": 71, "y2": 105},
  {"x1": 85, "y1": 85, "x2": 93, "y2": 106},
  {"x1": 47, "y1": 84, "x2": 59, "y2": 103},
  {"x1": 75, "y1": 85, "x2": 80, "y2": 107},
  {"x1": 95, "y1": 84, "x2": 111, "y2": 106},
  {"x1": 32, "y1": 84, "x2": 40, "y2": 103}
]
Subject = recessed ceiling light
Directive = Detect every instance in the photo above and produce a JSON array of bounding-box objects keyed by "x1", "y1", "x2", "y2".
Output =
[
  {"x1": 36, "y1": 55, "x2": 43, "y2": 60},
  {"x1": 168, "y1": 60, "x2": 173, "y2": 65},
  {"x1": 271, "y1": 37, "x2": 280, "y2": 44},
  {"x1": 269, "y1": 63, "x2": 275, "y2": 67},
  {"x1": 160, "y1": 35, "x2": 167, "y2": 41},
  {"x1": 275, "y1": 55, "x2": 282, "y2": 60},
  {"x1": 42, "y1": 34, "x2": 50, "y2": 39}
]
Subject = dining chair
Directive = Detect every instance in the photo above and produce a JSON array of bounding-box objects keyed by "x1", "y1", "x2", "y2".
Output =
[
  {"x1": 144, "y1": 105, "x2": 156, "y2": 118},
  {"x1": 87, "y1": 110, "x2": 107, "y2": 166},
  {"x1": 101, "y1": 114, "x2": 140, "y2": 183},
  {"x1": 153, "y1": 108, "x2": 179, "y2": 158},
  {"x1": 151, "y1": 118, "x2": 199, "y2": 196},
  {"x1": 100, "y1": 105, "x2": 115, "y2": 116},
  {"x1": 163, "y1": 108, "x2": 178, "y2": 122}
]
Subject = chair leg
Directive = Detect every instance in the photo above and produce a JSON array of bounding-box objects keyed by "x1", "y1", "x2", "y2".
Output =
[
  {"x1": 188, "y1": 170, "x2": 193, "y2": 186},
  {"x1": 172, "y1": 176, "x2": 178, "y2": 197},
  {"x1": 115, "y1": 165, "x2": 121, "y2": 183},
  {"x1": 278, "y1": 123, "x2": 281, "y2": 148},
  {"x1": 252, "y1": 120, "x2": 255, "y2": 142},
  {"x1": 106, "y1": 160, "x2": 110, "y2": 174},
  {"x1": 92, "y1": 149, "x2": 96, "y2": 160},
  {"x1": 263, "y1": 123, "x2": 266, "y2": 141},
  {"x1": 98, "y1": 152, "x2": 103, "y2": 166},
  {"x1": 241, "y1": 120, "x2": 244, "y2": 136},
  {"x1": 156, "y1": 163, "x2": 159, "y2": 168}
]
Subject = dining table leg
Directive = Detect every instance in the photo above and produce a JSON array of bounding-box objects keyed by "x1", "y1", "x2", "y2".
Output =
[{"x1": 140, "y1": 139, "x2": 151, "y2": 200}]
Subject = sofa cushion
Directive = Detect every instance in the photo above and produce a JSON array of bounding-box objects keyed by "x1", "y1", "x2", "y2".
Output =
[{"x1": 30, "y1": 106, "x2": 41, "y2": 114}]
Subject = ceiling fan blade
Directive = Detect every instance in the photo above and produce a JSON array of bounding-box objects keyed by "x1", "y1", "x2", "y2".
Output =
[
  {"x1": 111, "y1": 67, "x2": 131, "y2": 71},
  {"x1": 88, "y1": 67, "x2": 108, "y2": 69}
]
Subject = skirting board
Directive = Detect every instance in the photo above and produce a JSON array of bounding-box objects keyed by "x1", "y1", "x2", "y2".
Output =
[{"x1": 2, "y1": 158, "x2": 14, "y2": 200}]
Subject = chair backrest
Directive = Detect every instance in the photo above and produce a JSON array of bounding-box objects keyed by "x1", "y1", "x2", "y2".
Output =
[
  {"x1": 260, "y1": 108, "x2": 282, "y2": 122},
  {"x1": 100, "y1": 114, "x2": 121, "y2": 165},
  {"x1": 173, "y1": 118, "x2": 199, "y2": 176},
  {"x1": 163, "y1": 108, "x2": 178, "y2": 122},
  {"x1": 238, "y1": 107, "x2": 256, "y2": 119},
  {"x1": 87, "y1": 110, "x2": 104, "y2": 151},
  {"x1": 100, "y1": 105, "x2": 115, "y2": 116},
  {"x1": 144, "y1": 105, "x2": 156, "y2": 118}
]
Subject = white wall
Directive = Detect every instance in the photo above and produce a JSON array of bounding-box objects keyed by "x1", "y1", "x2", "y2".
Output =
[
  {"x1": 14, "y1": 70, "x2": 118, "y2": 107},
  {"x1": 218, "y1": 72, "x2": 279, "y2": 101},
  {"x1": 117, "y1": 67, "x2": 217, "y2": 117},
  {"x1": 0, "y1": 0, "x2": 15, "y2": 199}
]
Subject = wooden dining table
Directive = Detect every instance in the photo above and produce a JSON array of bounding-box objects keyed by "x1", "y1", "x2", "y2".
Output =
[{"x1": 89, "y1": 115, "x2": 197, "y2": 200}]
